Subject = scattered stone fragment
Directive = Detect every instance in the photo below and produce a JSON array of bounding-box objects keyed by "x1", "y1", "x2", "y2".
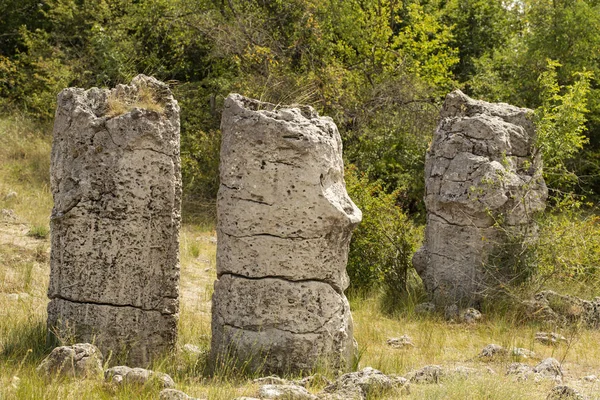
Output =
[
  {"x1": 182, "y1": 344, "x2": 204, "y2": 356},
  {"x1": 413, "y1": 90, "x2": 547, "y2": 306},
  {"x1": 461, "y1": 308, "x2": 483, "y2": 324},
  {"x1": 323, "y1": 367, "x2": 402, "y2": 398},
  {"x1": 534, "y1": 358, "x2": 563, "y2": 378},
  {"x1": 479, "y1": 344, "x2": 508, "y2": 359},
  {"x1": 547, "y1": 385, "x2": 587, "y2": 400},
  {"x1": 582, "y1": 375, "x2": 598, "y2": 382},
  {"x1": 258, "y1": 384, "x2": 317, "y2": 400},
  {"x1": 524, "y1": 291, "x2": 600, "y2": 328},
  {"x1": 4, "y1": 191, "x2": 17, "y2": 201},
  {"x1": 36, "y1": 343, "x2": 103, "y2": 379},
  {"x1": 47, "y1": 74, "x2": 182, "y2": 366},
  {"x1": 105, "y1": 366, "x2": 175, "y2": 388},
  {"x1": 408, "y1": 365, "x2": 444, "y2": 384},
  {"x1": 536, "y1": 332, "x2": 567, "y2": 346},
  {"x1": 0, "y1": 209, "x2": 17, "y2": 221},
  {"x1": 511, "y1": 347, "x2": 536, "y2": 359},
  {"x1": 387, "y1": 335, "x2": 415, "y2": 349},
  {"x1": 414, "y1": 302, "x2": 436, "y2": 314},
  {"x1": 159, "y1": 389, "x2": 204, "y2": 400},
  {"x1": 11, "y1": 376, "x2": 20, "y2": 389},
  {"x1": 211, "y1": 94, "x2": 361, "y2": 375},
  {"x1": 506, "y1": 363, "x2": 533, "y2": 380}
]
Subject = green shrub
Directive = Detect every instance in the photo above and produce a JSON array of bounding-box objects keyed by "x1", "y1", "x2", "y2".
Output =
[{"x1": 345, "y1": 165, "x2": 423, "y2": 297}]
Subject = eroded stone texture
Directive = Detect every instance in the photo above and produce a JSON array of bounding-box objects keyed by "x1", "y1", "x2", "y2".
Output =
[
  {"x1": 413, "y1": 90, "x2": 547, "y2": 306},
  {"x1": 47, "y1": 75, "x2": 181, "y2": 366},
  {"x1": 211, "y1": 94, "x2": 361, "y2": 374}
]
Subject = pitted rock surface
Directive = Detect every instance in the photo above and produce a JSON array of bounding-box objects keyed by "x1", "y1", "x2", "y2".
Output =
[
  {"x1": 413, "y1": 90, "x2": 547, "y2": 306},
  {"x1": 36, "y1": 343, "x2": 103, "y2": 378},
  {"x1": 211, "y1": 94, "x2": 361, "y2": 375},
  {"x1": 47, "y1": 75, "x2": 181, "y2": 366}
]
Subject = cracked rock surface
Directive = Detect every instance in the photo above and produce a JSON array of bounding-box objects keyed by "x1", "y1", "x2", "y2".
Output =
[
  {"x1": 413, "y1": 90, "x2": 547, "y2": 306},
  {"x1": 47, "y1": 75, "x2": 181, "y2": 366},
  {"x1": 211, "y1": 94, "x2": 361, "y2": 374}
]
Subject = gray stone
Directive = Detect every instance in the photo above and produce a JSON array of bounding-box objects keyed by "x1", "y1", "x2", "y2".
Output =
[
  {"x1": 535, "y1": 332, "x2": 567, "y2": 346},
  {"x1": 4, "y1": 191, "x2": 17, "y2": 201},
  {"x1": 506, "y1": 363, "x2": 533, "y2": 380},
  {"x1": 461, "y1": 308, "x2": 482, "y2": 324},
  {"x1": 386, "y1": 335, "x2": 415, "y2": 349},
  {"x1": 414, "y1": 90, "x2": 547, "y2": 306},
  {"x1": 547, "y1": 385, "x2": 587, "y2": 400},
  {"x1": 1, "y1": 208, "x2": 17, "y2": 221},
  {"x1": 36, "y1": 343, "x2": 103, "y2": 379},
  {"x1": 47, "y1": 75, "x2": 181, "y2": 366},
  {"x1": 159, "y1": 388, "x2": 204, "y2": 400},
  {"x1": 258, "y1": 384, "x2": 317, "y2": 400},
  {"x1": 534, "y1": 358, "x2": 563, "y2": 378},
  {"x1": 105, "y1": 366, "x2": 175, "y2": 388},
  {"x1": 511, "y1": 347, "x2": 536, "y2": 359},
  {"x1": 210, "y1": 94, "x2": 360, "y2": 375},
  {"x1": 479, "y1": 344, "x2": 508, "y2": 359},
  {"x1": 525, "y1": 291, "x2": 600, "y2": 328},
  {"x1": 323, "y1": 367, "x2": 402, "y2": 399},
  {"x1": 408, "y1": 365, "x2": 444, "y2": 384}
]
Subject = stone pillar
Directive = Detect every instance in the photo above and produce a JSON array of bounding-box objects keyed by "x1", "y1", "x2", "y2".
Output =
[
  {"x1": 47, "y1": 75, "x2": 181, "y2": 366},
  {"x1": 211, "y1": 94, "x2": 361, "y2": 374},
  {"x1": 413, "y1": 90, "x2": 547, "y2": 307}
]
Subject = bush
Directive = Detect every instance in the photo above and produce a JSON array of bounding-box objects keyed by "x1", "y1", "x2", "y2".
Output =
[{"x1": 345, "y1": 165, "x2": 423, "y2": 297}]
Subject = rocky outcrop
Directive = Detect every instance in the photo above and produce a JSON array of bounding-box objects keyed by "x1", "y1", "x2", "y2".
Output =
[
  {"x1": 524, "y1": 291, "x2": 600, "y2": 328},
  {"x1": 47, "y1": 75, "x2": 181, "y2": 366},
  {"x1": 210, "y1": 94, "x2": 361, "y2": 375},
  {"x1": 413, "y1": 90, "x2": 547, "y2": 306}
]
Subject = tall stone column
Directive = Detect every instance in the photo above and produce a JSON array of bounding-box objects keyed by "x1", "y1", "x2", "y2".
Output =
[
  {"x1": 211, "y1": 94, "x2": 361, "y2": 375},
  {"x1": 413, "y1": 90, "x2": 547, "y2": 307},
  {"x1": 47, "y1": 75, "x2": 181, "y2": 366}
]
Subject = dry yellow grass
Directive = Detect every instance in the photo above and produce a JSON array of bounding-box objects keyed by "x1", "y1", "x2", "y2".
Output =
[{"x1": 106, "y1": 84, "x2": 165, "y2": 117}]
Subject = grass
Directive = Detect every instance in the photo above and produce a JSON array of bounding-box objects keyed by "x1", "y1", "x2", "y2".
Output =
[
  {"x1": 106, "y1": 84, "x2": 166, "y2": 117},
  {"x1": 2, "y1": 113, "x2": 600, "y2": 399}
]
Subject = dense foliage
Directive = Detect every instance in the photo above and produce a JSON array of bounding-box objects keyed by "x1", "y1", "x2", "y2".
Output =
[{"x1": 1, "y1": 0, "x2": 599, "y2": 296}]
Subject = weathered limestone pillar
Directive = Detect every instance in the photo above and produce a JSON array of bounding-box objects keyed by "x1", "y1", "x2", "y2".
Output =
[
  {"x1": 48, "y1": 75, "x2": 181, "y2": 366},
  {"x1": 413, "y1": 90, "x2": 547, "y2": 307},
  {"x1": 211, "y1": 94, "x2": 361, "y2": 374}
]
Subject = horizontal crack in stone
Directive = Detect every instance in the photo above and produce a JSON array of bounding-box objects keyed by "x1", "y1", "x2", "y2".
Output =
[{"x1": 50, "y1": 295, "x2": 174, "y2": 315}]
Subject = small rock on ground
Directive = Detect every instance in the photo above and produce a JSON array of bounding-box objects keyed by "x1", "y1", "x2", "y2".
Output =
[
  {"x1": 408, "y1": 365, "x2": 444, "y2": 384},
  {"x1": 547, "y1": 385, "x2": 587, "y2": 400},
  {"x1": 159, "y1": 388, "x2": 205, "y2": 400},
  {"x1": 461, "y1": 308, "x2": 482, "y2": 324},
  {"x1": 536, "y1": 332, "x2": 567, "y2": 346},
  {"x1": 36, "y1": 343, "x2": 103, "y2": 379},
  {"x1": 386, "y1": 335, "x2": 415, "y2": 349},
  {"x1": 105, "y1": 366, "x2": 175, "y2": 388},
  {"x1": 534, "y1": 358, "x2": 563, "y2": 378},
  {"x1": 323, "y1": 367, "x2": 407, "y2": 399},
  {"x1": 479, "y1": 344, "x2": 508, "y2": 359},
  {"x1": 258, "y1": 384, "x2": 317, "y2": 400}
]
